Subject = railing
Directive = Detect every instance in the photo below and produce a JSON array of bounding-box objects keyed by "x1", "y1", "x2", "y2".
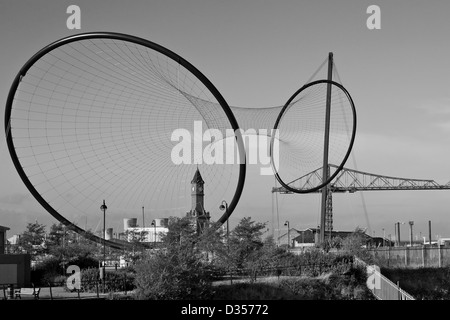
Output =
[
  {"x1": 354, "y1": 257, "x2": 415, "y2": 300},
  {"x1": 368, "y1": 246, "x2": 450, "y2": 268},
  {"x1": 219, "y1": 259, "x2": 354, "y2": 283}
]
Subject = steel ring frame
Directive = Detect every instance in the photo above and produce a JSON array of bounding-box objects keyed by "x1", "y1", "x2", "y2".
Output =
[
  {"x1": 270, "y1": 79, "x2": 357, "y2": 194},
  {"x1": 4, "y1": 32, "x2": 247, "y2": 250}
]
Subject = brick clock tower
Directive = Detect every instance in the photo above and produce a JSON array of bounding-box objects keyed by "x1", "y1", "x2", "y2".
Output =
[{"x1": 186, "y1": 168, "x2": 210, "y2": 233}]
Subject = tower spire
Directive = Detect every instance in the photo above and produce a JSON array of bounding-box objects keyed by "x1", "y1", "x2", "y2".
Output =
[
  {"x1": 187, "y1": 167, "x2": 210, "y2": 233},
  {"x1": 191, "y1": 167, "x2": 204, "y2": 184}
]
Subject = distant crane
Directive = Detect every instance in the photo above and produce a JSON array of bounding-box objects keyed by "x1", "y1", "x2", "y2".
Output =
[{"x1": 272, "y1": 163, "x2": 450, "y2": 243}]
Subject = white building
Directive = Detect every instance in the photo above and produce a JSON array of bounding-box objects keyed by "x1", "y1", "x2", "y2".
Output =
[
  {"x1": 123, "y1": 218, "x2": 169, "y2": 243},
  {"x1": 7, "y1": 234, "x2": 19, "y2": 245}
]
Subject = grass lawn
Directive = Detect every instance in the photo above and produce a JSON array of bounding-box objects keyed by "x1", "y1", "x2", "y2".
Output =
[{"x1": 381, "y1": 267, "x2": 450, "y2": 300}]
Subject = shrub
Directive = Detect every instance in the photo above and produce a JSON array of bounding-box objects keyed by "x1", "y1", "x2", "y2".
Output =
[
  {"x1": 68, "y1": 256, "x2": 99, "y2": 270},
  {"x1": 279, "y1": 278, "x2": 334, "y2": 299},
  {"x1": 381, "y1": 267, "x2": 450, "y2": 300},
  {"x1": 31, "y1": 256, "x2": 64, "y2": 286},
  {"x1": 49, "y1": 267, "x2": 136, "y2": 293},
  {"x1": 325, "y1": 265, "x2": 374, "y2": 300},
  {"x1": 80, "y1": 267, "x2": 100, "y2": 292},
  {"x1": 134, "y1": 250, "x2": 214, "y2": 300},
  {"x1": 104, "y1": 269, "x2": 135, "y2": 292},
  {"x1": 277, "y1": 265, "x2": 373, "y2": 300},
  {"x1": 213, "y1": 282, "x2": 295, "y2": 300},
  {"x1": 52, "y1": 275, "x2": 68, "y2": 287},
  {"x1": 31, "y1": 254, "x2": 100, "y2": 287}
]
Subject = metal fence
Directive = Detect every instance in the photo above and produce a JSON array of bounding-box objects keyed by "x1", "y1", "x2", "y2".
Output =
[
  {"x1": 368, "y1": 246, "x2": 450, "y2": 268},
  {"x1": 354, "y1": 257, "x2": 415, "y2": 300}
]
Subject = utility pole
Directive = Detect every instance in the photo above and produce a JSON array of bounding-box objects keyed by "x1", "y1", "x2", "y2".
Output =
[
  {"x1": 319, "y1": 52, "x2": 333, "y2": 245},
  {"x1": 428, "y1": 220, "x2": 432, "y2": 246},
  {"x1": 409, "y1": 221, "x2": 414, "y2": 246},
  {"x1": 394, "y1": 223, "x2": 397, "y2": 247},
  {"x1": 395, "y1": 222, "x2": 403, "y2": 246}
]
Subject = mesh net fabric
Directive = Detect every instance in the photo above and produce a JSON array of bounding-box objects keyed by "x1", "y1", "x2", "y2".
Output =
[
  {"x1": 274, "y1": 81, "x2": 355, "y2": 191},
  {"x1": 9, "y1": 38, "x2": 240, "y2": 225},
  {"x1": 7, "y1": 35, "x2": 355, "y2": 233}
]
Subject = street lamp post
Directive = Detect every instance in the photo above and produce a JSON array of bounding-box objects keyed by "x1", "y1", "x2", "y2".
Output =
[
  {"x1": 100, "y1": 200, "x2": 107, "y2": 293},
  {"x1": 219, "y1": 201, "x2": 229, "y2": 249},
  {"x1": 284, "y1": 221, "x2": 290, "y2": 249},
  {"x1": 58, "y1": 225, "x2": 67, "y2": 275},
  {"x1": 151, "y1": 220, "x2": 156, "y2": 247},
  {"x1": 219, "y1": 200, "x2": 231, "y2": 284}
]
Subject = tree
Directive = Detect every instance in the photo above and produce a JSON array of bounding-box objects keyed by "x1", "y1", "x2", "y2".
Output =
[
  {"x1": 242, "y1": 234, "x2": 284, "y2": 280},
  {"x1": 47, "y1": 223, "x2": 66, "y2": 247},
  {"x1": 123, "y1": 227, "x2": 148, "y2": 260},
  {"x1": 48, "y1": 235, "x2": 99, "y2": 261},
  {"x1": 133, "y1": 216, "x2": 214, "y2": 300},
  {"x1": 340, "y1": 227, "x2": 373, "y2": 263},
  {"x1": 18, "y1": 221, "x2": 47, "y2": 256},
  {"x1": 196, "y1": 221, "x2": 227, "y2": 263},
  {"x1": 228, "y1": 217, "x2": 267, "y2": 271}
]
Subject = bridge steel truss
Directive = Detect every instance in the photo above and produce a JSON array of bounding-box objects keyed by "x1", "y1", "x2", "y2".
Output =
[{"x1": 272, "y1": 164, "x2": 450, "y2": 239}]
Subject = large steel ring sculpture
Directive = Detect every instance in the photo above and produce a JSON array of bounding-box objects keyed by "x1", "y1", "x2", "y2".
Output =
[{"x1": 4, "y1": 32, "x2": 355, "y2": 249}]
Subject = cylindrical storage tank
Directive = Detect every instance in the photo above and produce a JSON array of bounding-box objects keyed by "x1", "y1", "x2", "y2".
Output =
[
  {"x1": 154, "y1": 218, "x2": 163, "y2": 227},
  {"x1": 123, "y1": 218, "x2": 138, "y2": 230},
  {"x1": 105, "y1": 228, "x2": 113, "y2": 240},
  {"x1": 153, "y1": 218, "x2": 169, "y2": 227}
]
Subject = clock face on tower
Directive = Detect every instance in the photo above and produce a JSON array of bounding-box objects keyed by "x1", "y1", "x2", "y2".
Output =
[{"x1": 192, "y1": 185, "x2": 203, "y2": 192}]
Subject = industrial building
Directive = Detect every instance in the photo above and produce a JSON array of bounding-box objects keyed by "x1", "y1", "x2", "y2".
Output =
[{"x1": 120, "y1": 217, "x2": 169, "y2": 243}]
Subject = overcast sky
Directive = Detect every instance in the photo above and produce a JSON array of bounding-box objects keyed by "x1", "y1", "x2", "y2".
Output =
[{"x1": 1, "y1": 0, "x2": 450, "y2": 243}]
